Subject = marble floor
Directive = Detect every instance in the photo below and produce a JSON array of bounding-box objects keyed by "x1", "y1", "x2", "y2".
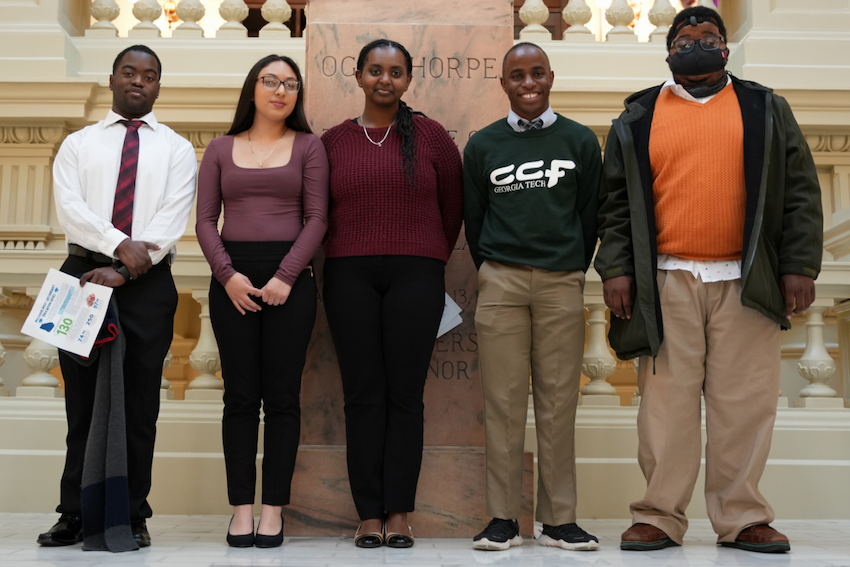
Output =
[{"x1": 1, "y1": 515, "x2": 848, "y2": 567}]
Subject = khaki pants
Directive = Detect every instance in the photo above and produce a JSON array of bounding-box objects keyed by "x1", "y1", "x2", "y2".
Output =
[
  {"x1": 632, "y1": 269, "x2": 781, "y2": 543},
  {"x1": 475, "y1": 260, "x2": 586, "y2": 524}
]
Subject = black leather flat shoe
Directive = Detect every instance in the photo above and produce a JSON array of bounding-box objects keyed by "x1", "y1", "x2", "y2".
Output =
[
  {"x1": 385, "y1": 527, "x2": 414, "y2": 548},
  {"x1": 254, "y1": 513, "x2": 283, "y2": 548},
  {"x1": 131, "y1": 519, "x2": 151, "y2": 548},
  {"x1": 226, "y1": 516, "x2": 254, "y2": 548},
  {"x1": 354, "y1": 521, "x2": 383, "y2": 548},
  {"x1": 37, "y1": 514, "x2": 83, "y2": 546}
]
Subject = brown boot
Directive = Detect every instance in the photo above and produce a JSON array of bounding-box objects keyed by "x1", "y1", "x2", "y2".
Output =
[
  {"x1": 720, "y1": 524, "x2": 790, "y2": 553},
  {"x1": 620, "y1": 523, "x2": 679, "y2": 551}
]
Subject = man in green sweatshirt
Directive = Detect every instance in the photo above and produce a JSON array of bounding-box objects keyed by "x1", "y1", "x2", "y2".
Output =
[{"x1": 464, "y1": 42, "x2": 601, "y2": 552}]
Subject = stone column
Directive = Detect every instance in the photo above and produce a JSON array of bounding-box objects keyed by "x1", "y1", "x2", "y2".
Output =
[
  {"x1": 161, "y1": 350, "x2": 175, "y2": 401},
  {"x1": 562, "y1": 0, "x2": 594, "y2": 41},
  {"x1": 129, "y1": 0, "x2": 163, "y2": 39},
  {"x1": 833, "y1": 299, "x2": 850, "y2": 408},
  {"x1": 518, "y1": 0, "x2": 552, "y2": 41},
  {"x1": 217, "y1": 0, "x2": 250, "y2": 38},
  {"x1": 172, "y1": 0, "x2": 206, "y2": 38},
  {"x1": 605, "y1": 0, "x2": 638, "y2": 42},
  {"x1": 648, "y1": 0, "x2": 676, "y2": 43},
  {"x1": 17, "y1": 287, "x2": 62, "y2": 398},
  {"x1": 0, "y1": 339, "x2": 8, "y2": 397},
  {"x1": 795, "y1": 301, "x2": 843, "y2": 408},
  {"x1": 260, "y1": 0, "x2": 293, "y2": 38},
  {"x1": 631, "y1": 359, "x2": 641, "y2": 406},
  {"x1": 184, "y1": 290, "x2": 223, "y2": 401},
  {"x1": 580, "y1": 301, "x2": 620, "y2": 406},
  {"x1": 86, "y1": 0, "x2": 120, "y2": 38}
]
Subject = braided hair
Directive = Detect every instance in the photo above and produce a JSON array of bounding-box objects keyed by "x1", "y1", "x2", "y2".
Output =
[{"x1": 356, "y1": 39, "x2": 420, "y2": 186}]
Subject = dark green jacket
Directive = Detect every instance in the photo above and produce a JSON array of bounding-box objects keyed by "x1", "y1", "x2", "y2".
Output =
[{"x1": 595, "y1": 75, "x2": 823, "y2": 360}]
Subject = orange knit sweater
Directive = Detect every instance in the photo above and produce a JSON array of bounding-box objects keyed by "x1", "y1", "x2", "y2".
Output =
[{"x1": 650, "y1": 84, "x2": 746, "y2": 261}]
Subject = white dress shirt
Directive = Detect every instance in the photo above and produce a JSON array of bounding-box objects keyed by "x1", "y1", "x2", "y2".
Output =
[
  {"x1": 656, "y1": 75, "x2": 741, "y2": 283},
  {"x1": 507, "y1": 105, "x2": 557, "y2": 133},
  {"x1": 53, "y1": 110, "x2": 197, "y2": 266}
]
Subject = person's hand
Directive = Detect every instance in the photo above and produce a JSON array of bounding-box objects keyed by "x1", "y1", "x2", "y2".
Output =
[
  {"x1": 115, "y1": 239, "x2": 160, "y2": 278},
  {"x1": 261, "y1": 277, "x2": 292, "y2": 307},
  {"x1": 224, "y1": 273, "x2": 263, "y2": 315},
  {"x1": 604, "y1": 275, "x2": 636, "y2": 320},
  {"x1": 80, "y1": 267, "x2": 127, "y2": 288},
  {"x1": 780, "y1": 274, "x2": 816, "y2": 318}
]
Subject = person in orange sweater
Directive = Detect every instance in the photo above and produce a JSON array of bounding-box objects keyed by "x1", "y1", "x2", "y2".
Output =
[{"x1": 596, "y1": 6, "x2": 823, "y2": 555}]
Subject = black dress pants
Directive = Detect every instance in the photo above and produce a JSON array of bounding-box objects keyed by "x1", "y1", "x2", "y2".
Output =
[
  {"x1": 323, "y1": 255, "x2": 445, "y2": 520},
  {"x1": 57, "y1": 254, "x2": 178, "y2": 521},
  {"x1": 209, "y1": 241, "x2": 316, "y2": 506}
]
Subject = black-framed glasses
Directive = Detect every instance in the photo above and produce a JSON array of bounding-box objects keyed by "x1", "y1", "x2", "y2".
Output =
[
  {"x1": 257, "y1": 75, "x2": 301, "y2": 94},
  {"x1": 671, "y1": 35, "x2": 724, "y2": 53}
]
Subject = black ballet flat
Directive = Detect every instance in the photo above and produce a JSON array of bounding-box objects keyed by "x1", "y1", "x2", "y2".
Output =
[
  {"x1": 385, "y1": 526, "x2": 414, "y2": 548},
  {"x1": 254, "y1": 513, "x2": 284, "y2": 548},
  {"x1": 226, "y1": 516, "x2": 254, "y2": 548},
  {"x1": 354, "y1": 522, "x2": 384, "y2": 548}
]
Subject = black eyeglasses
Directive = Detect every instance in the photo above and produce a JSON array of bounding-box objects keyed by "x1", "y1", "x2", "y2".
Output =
[
  {"x1": 257, "y1": 75, "x2": 301, "y2": 94},
  {"x1": 671, "y1": 35, "x2": 725, "y2": 54}
]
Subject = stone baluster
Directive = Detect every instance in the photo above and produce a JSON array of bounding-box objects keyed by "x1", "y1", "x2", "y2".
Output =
[
  {"x1": 129, "y1": 0, "x2": 163, "y2": 38},
  {"x1": 631, "y1": 359, "x2": 641, "y2": 406},
  {"x1": 562, "y1": 0, "x2": 594, "y2": 41},
  {"x1": 172, "y1": 0, "x2": 206, "y2": 38},
  {"x1": 85, "y1": 0, "x2": 120, "y2": 38},
  {"x1": 260, "y1": 0, "x2": 293, "y2": 38},
  {"x1": 17, "y1": 287, "x2": 62, "y2": 398},
  {"x1": 185, "y1": 291, "x2": 223, "y2": 401},
  {"x1": 161, "y1": 350, "x2": 174, "y2": 400},
  {"x1": 796, "y1": 303, "x2": 843, "y2": 408},
  {"x1": 0, "y1": 339, "x2": 8, "y2": 397},
  {"x1": 580, "y1": 302, "x2": 620, "y2": 406},
  {"x1": 605, "y1": 0, "x2": 638, "y2": 42},
  {"x1": 648, "y1": 0, "x2": 676, "y2": 43},
  {"x1": 217, "y1": 0, "x2": 250, "y2": 38},
  {"x1": 518, "y1": 0, "x2": 552, "y2": 41}
]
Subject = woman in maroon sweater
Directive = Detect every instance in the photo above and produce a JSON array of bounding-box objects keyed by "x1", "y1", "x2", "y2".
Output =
[
  {"x1": 321, "y1": 39, "x2": 463, "y2": 548},
  {"x1": 196, "y1": 55, "x2": 328, "y2": 548}
]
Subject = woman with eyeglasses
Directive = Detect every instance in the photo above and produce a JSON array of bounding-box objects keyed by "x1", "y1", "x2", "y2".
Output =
[
  {"x1": 196, "y1": 54, "x2": 328, "y2": 548},
  {"x1": 321, "y1": 39, "x2": 463, "y2": 548}
]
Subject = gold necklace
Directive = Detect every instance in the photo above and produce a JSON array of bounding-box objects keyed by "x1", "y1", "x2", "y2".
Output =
[{"x1": 248, "y1": 129, "x2": 287, "y2": 168}]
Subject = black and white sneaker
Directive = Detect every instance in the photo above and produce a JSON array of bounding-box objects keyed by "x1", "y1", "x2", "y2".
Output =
[
  {"x1": 472, "y1": 518, "x2": 523, "y2": 551},
  {"x1": 537, "y1": 523, "x2": 600, "y2": 551}
]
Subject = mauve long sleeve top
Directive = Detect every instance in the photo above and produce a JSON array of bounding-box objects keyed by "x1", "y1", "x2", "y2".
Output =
[{"x1": 196, "y1": 133, "x2": 329, "y2": 286}]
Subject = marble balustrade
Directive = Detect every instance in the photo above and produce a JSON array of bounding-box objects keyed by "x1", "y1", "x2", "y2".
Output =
[{"x1": 78, "y1": 0, "x2": 695, "y2": 42}]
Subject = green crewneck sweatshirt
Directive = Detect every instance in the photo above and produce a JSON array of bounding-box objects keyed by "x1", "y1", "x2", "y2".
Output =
[{"x1": 463, "y1": 114, "x2": 601, "y2": 272}]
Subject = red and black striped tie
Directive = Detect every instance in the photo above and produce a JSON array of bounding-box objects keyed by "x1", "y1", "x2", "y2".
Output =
[{"x1": 111, "y1": 120, "x2": 143, "y2": 236}]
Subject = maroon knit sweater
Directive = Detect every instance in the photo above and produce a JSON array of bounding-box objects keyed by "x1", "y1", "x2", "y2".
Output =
[{"x1": 321, "y1": 114, "x2": 463, "y2": 263}]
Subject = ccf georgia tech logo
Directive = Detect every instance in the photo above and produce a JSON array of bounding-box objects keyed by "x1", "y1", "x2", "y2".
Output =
[{"x1": 490, "y1": 159, "x2": 576, "y2": 194}]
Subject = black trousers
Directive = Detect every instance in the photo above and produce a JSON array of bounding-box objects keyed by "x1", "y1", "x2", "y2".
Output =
[
  {"x1": 323, "y1": 255, "x2": 445, "y2": 520},
  {"x1": 209, "y1": 241, "x2": 317, "y2": 506},
  {"x1": 57, "y1": 254, "x2": 177, "y2": 521}
]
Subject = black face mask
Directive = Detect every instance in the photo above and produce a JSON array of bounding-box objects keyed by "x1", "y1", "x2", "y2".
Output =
[
  {"x1": 683, "y1": 74, "x2": 728, "y2": 98},
  {"x1": 668, "y1": 45, "x2": 728, "y2": 77}
]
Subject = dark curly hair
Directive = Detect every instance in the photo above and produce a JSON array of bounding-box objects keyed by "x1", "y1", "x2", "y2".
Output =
[
  {"x1": 356, "y1": 39, "x2": 420, "y2": 186},
  {"x1": 113, "y1": 45, "x2": 162, "y2": 76},
  {"x1": 227, "y1": 54, "x2": 312, "y2": 136},
  {"x1": 667, "y1": 6, "x2": 727, "y2": 49}
]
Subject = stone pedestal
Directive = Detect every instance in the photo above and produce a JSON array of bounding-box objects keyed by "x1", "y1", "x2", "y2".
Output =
[
  {"x1": 298, "y1": 0, "x2": 521, "y2": 536},
  {"x1": 284, "y1": 446, "x2": 534, "y2": 537}
]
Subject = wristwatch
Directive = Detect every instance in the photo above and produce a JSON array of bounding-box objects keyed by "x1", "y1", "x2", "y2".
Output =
[{"x1": 113, "y1": 261, "x2": 132, "y2": 282}]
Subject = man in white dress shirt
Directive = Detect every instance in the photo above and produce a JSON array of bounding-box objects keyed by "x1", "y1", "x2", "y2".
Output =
[{"x1": 37, "y1": 45, "x2": 197, "y2": 548}]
